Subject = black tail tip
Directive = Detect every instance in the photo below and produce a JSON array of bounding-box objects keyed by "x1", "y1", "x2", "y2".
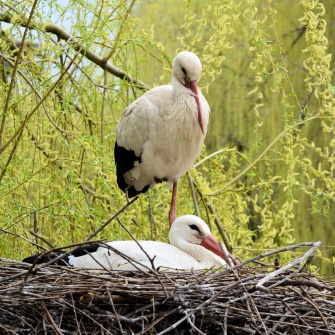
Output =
[{"x1": 22, "y1": 252, "x2": 69, "y2": 266}]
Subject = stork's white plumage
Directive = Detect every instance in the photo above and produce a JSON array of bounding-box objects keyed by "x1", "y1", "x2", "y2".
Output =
[
  {"x1": 66, "y1": 215, "x2": 228, "y2": 271},
  {"x1": 114, "y1": 51, "x2": 210, "y2": 225}
]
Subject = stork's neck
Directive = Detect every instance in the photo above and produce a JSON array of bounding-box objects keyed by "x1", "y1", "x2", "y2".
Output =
[
  {"x1": 170, "y1": 77, "x2": 203, "y2": 120},
  {"x1": 171, "y1": 77, "x2": 193, "y2": 95}
]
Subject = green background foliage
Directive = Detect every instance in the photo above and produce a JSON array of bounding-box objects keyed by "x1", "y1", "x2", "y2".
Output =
[{"x1": 0, "y1": 0, "x2": 334, "y2": 273}]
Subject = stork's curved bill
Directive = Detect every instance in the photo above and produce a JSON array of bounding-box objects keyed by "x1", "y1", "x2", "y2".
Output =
[{"x1": 185, "y1": 79, "x2": 204, "y2": 134}]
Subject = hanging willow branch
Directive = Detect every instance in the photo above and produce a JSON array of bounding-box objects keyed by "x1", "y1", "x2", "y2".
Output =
[{"x1": 0, "y1": 11, "x2": 151, "y2": 91}]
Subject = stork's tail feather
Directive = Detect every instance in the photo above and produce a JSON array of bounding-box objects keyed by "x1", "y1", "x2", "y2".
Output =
[
  {"x1": 22, "y1": 244, "x2": 102, "y2": 266},
  {"x1": 114, "y1": 142, "x2": 151, "y2": 196},
  {"x1": 22, "y1": 252, "x2": 70, "y2": 266}
]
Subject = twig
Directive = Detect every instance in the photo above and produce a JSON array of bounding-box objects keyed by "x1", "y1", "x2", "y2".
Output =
[
  {"x1": 190, "y1": 175, "x2": 233, "y2": 253},
  {"x1": 187, "y1": 172, "x2": 200, "y2": 217},
  {"x1": 41, "y1": 301, "x2": 63, "y2": 335},
  {"x1": 187, "y1": 314, "x2": 206, "y2": 335},
  {"x1": 116, "y1": 218, "x2": 158, "y2": 272},
  {"x1": 83, "y1": 196, "x2": 138, "y2": 242},
  {"x1": 0, "y1": 228, "x2": 46, "y2": 251},
  {"x1": 224, "y1": 307, "x2": 228, "y2": 335},
  {"x1": 256, "y1": 241, "x2": 322, "y2": 292},
  {"x1": 20, "y1": 197, "x2": 139, "y2": 283},
  {"x1": 211, "y1": 241, "x2": 324, "y2": 279},
  {"x1": 295, "y1": 287, "x2": 331, "y2": 334}
]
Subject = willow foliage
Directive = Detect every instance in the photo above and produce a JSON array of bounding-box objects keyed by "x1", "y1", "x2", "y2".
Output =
[{"x1": 0, "y1": 0, "x2": 334, "y2": 273}]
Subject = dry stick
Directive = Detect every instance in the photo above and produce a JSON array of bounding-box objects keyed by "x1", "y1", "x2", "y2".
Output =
[
  {"x1": 28, "y1": 230, "x2": 55, "y2": 250},
  {"x1": 271, "y1": 291, "x2": 311, "y2": 331},
  {"x1": 115, "y1": 217, "x2": 171, "y2": 296},
  {"x1": 271, "y1": 310, "x2": 295, "y2": 333},
  {"x1": 157, "y1": 278, "x2": 248, "y2": 335},
  {"x1": 0, "y1": 228, "x2": 46, "y2": 251},
  {"x1": 0, "y1": 11, "x2": 150, "y2": 91},
  {"x1": 255, "y1": 241, "x2": 322, "y2": 292},
  {"x1": 187, "y1": 172, "x2": 200, "y2": 217},
  {"x1": 227, "y1": 269, "x2": 272, "y2": 334},
  {"x1": 105, "y1": 287, "x2": 124, "y2": 334},
  {"x1": 54, "y1": 299, "x2": 113, "y2": 334},
  {"x1": 0, "y1": 324, "x2": 19, "y2": 335},
  {"x1": 224, "y1": 307, "x2": 229, "y2": 335},
  {"x1": 229, "y1": 325, "x2": 256, "y2": 334},
  {"x1": 116, "y1": 217, "x2": 157, "y2": 271},
  {"x1": 294, "y1": 286, "x2": 331, "y2": 334},
  {"x1": 187, "y1": 315, "x2": 206, "y2": 335},
  {"x1": 70, "y1": 294, "x2": 82, "y2": 335},
  {"x1": 138, "y1": 308, "x2": 180, "y2": 335},
  {"x1": 41, "y1": 301, "x2": 63, "y2": 335},
  {"x1": 189, "y1": 175, "x2": 233, "y2": 253},
  {"x1": 211, "y1": 241, "x2": 323, "y2": 280}
]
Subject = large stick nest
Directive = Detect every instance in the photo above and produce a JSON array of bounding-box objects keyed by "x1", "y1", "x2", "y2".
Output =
[{"x1": 1, "y1": 242, "x2": 334, "y2": 334}]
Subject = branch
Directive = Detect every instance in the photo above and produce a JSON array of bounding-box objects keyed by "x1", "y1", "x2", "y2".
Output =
[
  {"x1": 255, "y1": 241, "x2": 322, "y2": 292},
  {"x1": 0, "y1": 11, "x2": 150, "y2": 91}
]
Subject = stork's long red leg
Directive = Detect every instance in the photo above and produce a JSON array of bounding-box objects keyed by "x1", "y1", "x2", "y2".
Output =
[{"x1": 169, "y1": 181, "x2": 178, "y2": 226}]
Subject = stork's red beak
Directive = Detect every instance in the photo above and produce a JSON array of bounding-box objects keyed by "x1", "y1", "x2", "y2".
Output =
[
  {"x1": 200, "y1": 234, "x2": 230, "y2": 265},
  {"x1": 185, "y1": 80, "x2": 204, "y2": 135}
]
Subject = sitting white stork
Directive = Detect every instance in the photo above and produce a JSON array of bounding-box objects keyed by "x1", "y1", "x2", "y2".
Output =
[
  {"x1": 114, "y1": 51, "x2": 210, "y2": 225},
  {"x1": 22, "y1": 215, "x2": 231, "y2": 271}
]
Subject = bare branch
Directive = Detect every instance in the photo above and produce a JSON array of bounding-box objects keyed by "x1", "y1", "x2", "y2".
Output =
[{"x1": 256, "y1": 241, "x2": 323, "y2": 292}]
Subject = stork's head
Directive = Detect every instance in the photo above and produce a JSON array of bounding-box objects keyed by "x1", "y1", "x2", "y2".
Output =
[
  {"x1": 172, "y1": 51, "x2": 202, "y2": 85},
  {"x1": 169, "y1": 215, "x2": 230, "y2": 265},
  {"x1": 172, "y1": 51, "x2": 204, "y2": 134}
]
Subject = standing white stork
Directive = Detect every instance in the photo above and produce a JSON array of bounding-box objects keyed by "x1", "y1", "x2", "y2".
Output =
[
  {"x1": 23, "y1": 215, "x2": 229, "y2": 271},
  {"x1": 114, "y1": 51, "x2": 210, "y2": 225}
]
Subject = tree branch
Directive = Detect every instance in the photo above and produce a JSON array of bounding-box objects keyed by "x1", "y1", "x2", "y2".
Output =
[{"x1": 0, "y1": 11, "x2": 150, "y2": 91}]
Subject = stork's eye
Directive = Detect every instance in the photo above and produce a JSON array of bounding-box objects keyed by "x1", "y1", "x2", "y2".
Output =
[
  {"x1": 181, "y1": 67, "x2": 187, "y2": 75},
  {"x1": 189, "y1": 224, "x2": 200, "y2": 232}
]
